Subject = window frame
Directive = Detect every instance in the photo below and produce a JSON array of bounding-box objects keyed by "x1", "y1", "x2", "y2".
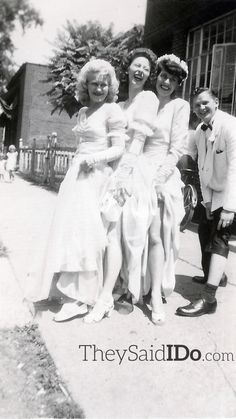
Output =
[{"x1": 183, "y1": 10, "x2": 236, "y2": 115}]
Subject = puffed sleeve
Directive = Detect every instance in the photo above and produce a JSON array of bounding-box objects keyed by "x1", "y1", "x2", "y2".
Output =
[
  {"x1": 130, "y1": 91, "x2": 159, "y2": 136},
  {"x1": 87, "y1": 103, "x2": 126, "y2": 165},
  {"x1": 72, "y1": 108, "x2": 84, "y2": 133},
  {"x1": 128, "y1": 91, "x2": 159, "y2": 155},
  {"x1": 156, "y1": 99, "x2": 190, "y2": 184}
]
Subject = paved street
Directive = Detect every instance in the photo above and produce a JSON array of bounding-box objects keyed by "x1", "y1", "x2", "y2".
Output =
[{"x1": 0, "y1": 175, "x2": 236, "y2": 418}]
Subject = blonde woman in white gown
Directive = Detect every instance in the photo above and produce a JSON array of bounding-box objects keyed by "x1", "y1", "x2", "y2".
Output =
[{"x1": 26, "y1": 59, "x2": 126, "y2": 322}]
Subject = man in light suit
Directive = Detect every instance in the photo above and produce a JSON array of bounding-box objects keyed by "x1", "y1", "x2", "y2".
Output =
[{"x1": 176, "y1": 87, "x2": 236, "y2": 317}]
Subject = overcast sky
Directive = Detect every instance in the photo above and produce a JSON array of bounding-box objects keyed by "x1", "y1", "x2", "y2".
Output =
[{"x1": 12, "y1": 0, "x2": 147, "y2": 68}]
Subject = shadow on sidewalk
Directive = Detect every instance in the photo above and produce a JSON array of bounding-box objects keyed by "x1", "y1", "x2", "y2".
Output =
[
  {"x1": 184, "y1": 222, "x2": 198, "y2": 234},
  {"x1": 174, "y1": 274, "x2": 202, "y2": 302},
  {"x1": 112, "y1": 275, "x2": 203, "y2": 320},
  {"x1": 24, "y1": 298, "x2": 63, "y2": 320}
]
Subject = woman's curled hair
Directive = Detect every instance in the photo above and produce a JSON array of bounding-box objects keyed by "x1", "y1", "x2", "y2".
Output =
[
  {"x1": 77, "y1": 59, "x2": 119, "y2": 106},
  {"x1": 120, "y1": 47, "x2": 157, "y2": 90},
  {"x1": 156, "y1": 54, "x2": 188, "y2": 85}
]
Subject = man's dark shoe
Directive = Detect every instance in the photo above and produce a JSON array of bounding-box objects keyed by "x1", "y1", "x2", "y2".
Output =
[
  {"x1": 192, "y1": 274, "x2": 228, "y2": 287},
  {"x1": 176, "y1": 297, "x2": 217, "y2": 317},
  {"x1": 114, "y1": 294, "x2": 134, "y2": 315}
]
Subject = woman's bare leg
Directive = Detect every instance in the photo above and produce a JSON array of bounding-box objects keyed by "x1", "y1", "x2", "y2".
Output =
[
  {"x1": 148, "y1": 203, "x2": 165, "y2": 324},
  {"x1": 84, "y1": 220, "x2": 122, "y2": 323},
  {"x1": 102, "y1": 220, "x2": 122, "y2": 294}
]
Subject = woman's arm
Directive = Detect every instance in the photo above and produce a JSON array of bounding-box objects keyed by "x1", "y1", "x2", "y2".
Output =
[
  {"x1": 111, "y1": 92, "x2": 159, "y2": 200},
  {"x1": 156, "y1": 99, "x2": 190, "y2": 185},
  {"x1": 119, "y1": 91, "x2": 159, "y2": 170},
  {"x1": 128, "y1": 91, "x2": 159, "y2": 156}
]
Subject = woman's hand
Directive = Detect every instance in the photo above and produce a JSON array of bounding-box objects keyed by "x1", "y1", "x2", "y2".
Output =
[
  {"x1": 217, "y1": 209, "x2": 235, "y2": 230},
  {"x1": 155, "y1": 179, "x2": 165, "y2": 200},
  {"x1": 111, "y1": 177, "x2": 133, "y2": 207},
  {"x1": 80, "y1": 157, "x2": 95, "y2": 173},
  {"x1": 115, "y1": 181, "x2": 132, "y2": 205}
]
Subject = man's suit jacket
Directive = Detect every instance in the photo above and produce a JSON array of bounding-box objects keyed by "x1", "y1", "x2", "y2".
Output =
[{"x1": 189, "y1": 109, "x2": 236, "y2": 212}]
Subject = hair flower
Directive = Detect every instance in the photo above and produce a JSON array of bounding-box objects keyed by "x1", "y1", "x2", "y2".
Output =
[{"x1": 156, "y1": 54, "x2": 188, "y2": 79}]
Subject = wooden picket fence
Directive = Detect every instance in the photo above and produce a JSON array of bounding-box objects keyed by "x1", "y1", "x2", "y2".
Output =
[{"x1": 19, "y1": 139, "x2": 75, "y2": 189}]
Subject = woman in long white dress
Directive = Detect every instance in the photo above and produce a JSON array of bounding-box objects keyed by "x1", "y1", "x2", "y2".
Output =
[
  {"x1": 83, "y1": 48, "x2": 159, "y2": 323},
  {"x1": 25, "y1": 59, "x2": 126, "y2": 322},
  {"x1": 120, "y1": 54, "x2": 190, "y2": 324}
]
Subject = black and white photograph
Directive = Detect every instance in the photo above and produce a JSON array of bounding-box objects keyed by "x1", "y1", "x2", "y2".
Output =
[{"x1": 0, "y1": 0, "x2": 236, "y2": 418}]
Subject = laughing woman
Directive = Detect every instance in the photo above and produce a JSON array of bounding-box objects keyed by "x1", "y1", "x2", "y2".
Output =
[{"x1": 25, "y1": 59, "x2": 126, "y2": 321}]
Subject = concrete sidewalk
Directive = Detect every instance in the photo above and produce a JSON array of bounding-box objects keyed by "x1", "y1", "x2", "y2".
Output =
[
  {"x1": 0, "y1": 175, "x2": 236, "y2": 418},
  {"x1": 0, "y1": 256, "x2": 31, "y2": 328}
]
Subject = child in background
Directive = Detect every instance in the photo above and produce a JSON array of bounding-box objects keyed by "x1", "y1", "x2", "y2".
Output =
[{"x1": 6, "y1": 145, "x2": 18, "y2": 181}]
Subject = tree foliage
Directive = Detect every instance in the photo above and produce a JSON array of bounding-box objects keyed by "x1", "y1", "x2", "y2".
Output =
[
  {"x1": 0, "y1": 0, "x2": 43, "y2": 92},
  {"x1": 47, "y1": 21, "x2": 144, "y2": 117}
]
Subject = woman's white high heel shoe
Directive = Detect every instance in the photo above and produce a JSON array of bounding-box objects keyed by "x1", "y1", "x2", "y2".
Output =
[
  {"x1": 151, "y1": 295, "x2": 166, "y2": 325},
  {"x1": 83, "y1": 297, "x2": 114, "y2": 324},
  {"x1": 54, "y1": 301, "x2": 88, "y2": 322},
  {"x1": 151, "y1": 310, "x2": 166, "y2": 325}
]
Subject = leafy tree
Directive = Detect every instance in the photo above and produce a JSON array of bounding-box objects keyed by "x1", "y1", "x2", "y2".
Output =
[
  {"x1": 47, "y1": 21, "x2": 144, "y2": 117},
  {"x1": 0, "y1": 0, "x2": 43, "y2": 92}
]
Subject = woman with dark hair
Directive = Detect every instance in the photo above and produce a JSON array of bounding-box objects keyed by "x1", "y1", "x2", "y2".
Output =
[
  {"x1": 118, "y1": 47, "x2": 157, "y2": 97},
  {"x1": 143, "y1": 54, "x2": 190, "y2": 324},
  {"x1": 83, "y1": 48, "x2": 159, "y2": 323},
  {"x1": 156, "y1": 54, "x2": 188, "y2": 87}
]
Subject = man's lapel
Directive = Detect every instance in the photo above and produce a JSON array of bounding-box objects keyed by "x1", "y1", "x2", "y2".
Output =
[
  {"x1": 197, "y1": 129, "x2": 207, "y2": 167},
  {"x1": 210, "y1": 109, "x2": 222, "y2": 151}
]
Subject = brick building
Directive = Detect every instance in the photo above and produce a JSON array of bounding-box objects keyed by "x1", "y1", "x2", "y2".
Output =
[
  {"x1": 144, "y1": 0, "x2": 236, "y2": 115},
  {"x1": 0, "y1": 63, "x2": 77, "y2": 150}
]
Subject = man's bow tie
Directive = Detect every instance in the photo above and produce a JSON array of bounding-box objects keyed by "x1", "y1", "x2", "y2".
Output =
[{"x1": 201, "y1": 123, "x2": 213, "y2": 131}]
